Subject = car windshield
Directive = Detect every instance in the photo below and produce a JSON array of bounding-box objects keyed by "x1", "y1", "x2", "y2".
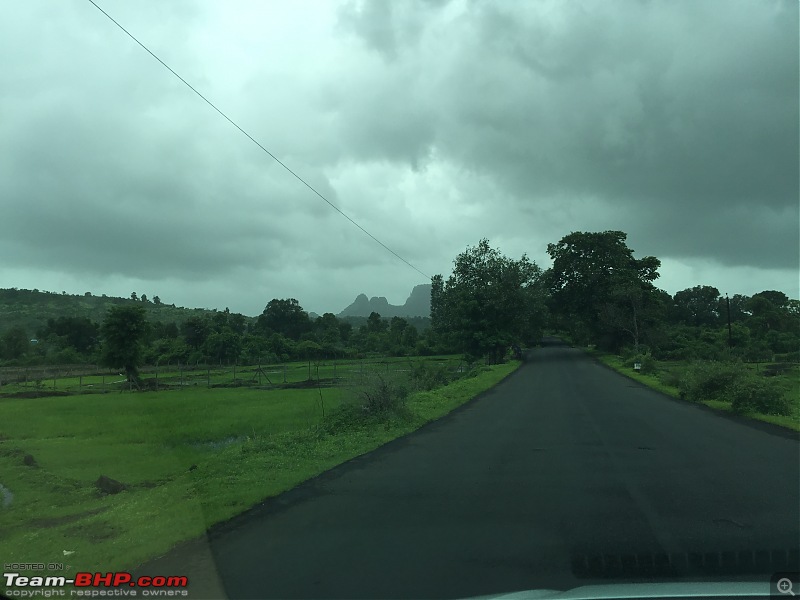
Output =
[{"x1": 1, "y1": 1, "x2": 798, "y2": 599}]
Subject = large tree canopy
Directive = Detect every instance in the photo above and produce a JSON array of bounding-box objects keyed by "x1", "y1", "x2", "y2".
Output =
[
  {"x1": 256, "y1": 298, "x2": 312, "y2": 341},
  {"x1": 431, "y1": 239, "x2": 546, "y2": 362},
  {"x1": 673, "y1": 285, "x2": 721, "y2": 327},
  {"x1": 546, "y1": 231, "x2": 662, "y2": 350},
  {"x1": 100, "y1": 304, "x2": 148, "y2": 384}
]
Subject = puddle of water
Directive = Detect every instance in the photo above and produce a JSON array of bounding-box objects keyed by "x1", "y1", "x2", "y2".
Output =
[{"x1": 0, "y1": 483, "x2": 13, "y2": 508}]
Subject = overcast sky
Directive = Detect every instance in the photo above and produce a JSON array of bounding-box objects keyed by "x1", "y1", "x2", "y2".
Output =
[{"x1": 2, "y1": 0, "x2": 797, "y2": 317}]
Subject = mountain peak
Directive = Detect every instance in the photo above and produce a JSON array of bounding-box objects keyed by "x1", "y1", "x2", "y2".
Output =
[{"x1": 338, "y1": 284, "x2": 431, "y2": 318}]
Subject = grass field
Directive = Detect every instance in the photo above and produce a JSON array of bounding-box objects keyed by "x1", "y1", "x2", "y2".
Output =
[
  {"x1": 587, "y1": 350, "x2": 800, "y2": 432},
  {"x1": 0, "y1": 356, "x2": 520, "y2": 581}
]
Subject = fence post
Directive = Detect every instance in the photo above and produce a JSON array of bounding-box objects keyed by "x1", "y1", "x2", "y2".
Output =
[
  {"x1": 102, "y1": 373, "x2": 105, "y2": 393},
  {"x1": 283, "y1": 363, "x2": 287, "y2": 383},
  {"x1": 155, "y1": 364, "x2": 159, "y2": 392},
  {"x1": 180, "y1": 364, "x2": 184, "y2": 387},
  {"x1": 79, "y1": 374, "x2": 82, "y2": 391},
  {"x1": 207, "y1": 366, "x2": 210, "y2": 388},
  {"x1": 53, "y1": 371, "x2": 56, "y2": 390}
]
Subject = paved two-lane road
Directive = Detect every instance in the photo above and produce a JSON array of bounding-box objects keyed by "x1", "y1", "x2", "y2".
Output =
[{"x1": 142, "y1": 338, "x2": 799, "y2": 598}]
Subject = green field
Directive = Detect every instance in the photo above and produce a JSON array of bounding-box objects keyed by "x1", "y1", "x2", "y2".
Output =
[
  {"x1": 0, "y1": 356, "x2": 519, "y2": 579},
  {"x1": 587, "y1": 351, "x2": 800, "y2": 432}
]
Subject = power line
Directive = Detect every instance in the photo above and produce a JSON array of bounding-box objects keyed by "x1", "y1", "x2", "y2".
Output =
[{"x1": 86, "y1": 0, "x2": 430, "y2": 280}]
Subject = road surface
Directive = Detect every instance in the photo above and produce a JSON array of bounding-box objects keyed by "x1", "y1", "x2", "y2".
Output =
[{"x1": 140, "y1": 338, "x2": 799, "y2": 599}]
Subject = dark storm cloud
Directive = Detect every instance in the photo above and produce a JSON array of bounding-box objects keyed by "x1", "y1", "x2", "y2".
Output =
[
  {"x1": 1, "y1": 0, "x2": 796, "y2": 315},
  {"x1": 334, "y1": 0, "x2": 799, "y2": 269}
]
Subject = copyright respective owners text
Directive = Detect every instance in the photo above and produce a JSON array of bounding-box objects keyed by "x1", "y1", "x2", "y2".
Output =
[{"x1": 2, "y1": 562, "x2": 191, "y2": 598}]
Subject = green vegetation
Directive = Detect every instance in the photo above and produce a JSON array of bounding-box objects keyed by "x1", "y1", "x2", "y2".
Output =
[
  {"x1": 100, "y1": 304, "x2": 148, "y2": 385},
  {"x1": 588, "y1": 350, "x2": 800, "y2": 432},
  {"x1": 0, "y1": 358, "x2": 519, "y2": 578},
  {"x1": 543, "y1": 229, "x2": 798, "y2": 430},
  {"x1": 0, "y1": 229, "x2": 797, "y2": 585},
  {"x1": 430, "y1": 239, "x2": 546, "y2": 363},
  {"x1": 0, "y1": 291, "x2": 442, "y2": 369}
]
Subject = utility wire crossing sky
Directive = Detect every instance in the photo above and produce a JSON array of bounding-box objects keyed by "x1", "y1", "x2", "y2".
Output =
[{"x1": 0, "y1": 0, "x2": 796, "y2": 316}]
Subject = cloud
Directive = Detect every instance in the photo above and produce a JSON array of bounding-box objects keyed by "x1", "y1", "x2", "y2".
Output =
[
  {"x1": 331, "y1": 0, "x2": 798, "y2": 268},
  {"x1": 0, "y1": 0, "x2": 796, "y2": 317}
]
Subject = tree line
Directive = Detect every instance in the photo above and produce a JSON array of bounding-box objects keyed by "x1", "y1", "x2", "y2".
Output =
[
  {"x1": 1, "y1": 231, "x2": 797, "y2": 376},
  {"x1": 428, "y1": 231, "x2": 797, "y2": 365},
  {"x1": 0, "y1": 300, "x2": 445, "y2": 375}
]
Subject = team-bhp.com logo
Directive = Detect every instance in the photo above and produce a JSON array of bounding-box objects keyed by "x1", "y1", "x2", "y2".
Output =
[{"x1": 3, "y1": 571, "x2": 189, "y2": 597}]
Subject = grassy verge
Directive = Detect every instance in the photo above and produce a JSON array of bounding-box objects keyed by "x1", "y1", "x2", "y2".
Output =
[
  {"x1": 586, "y1": 348, "x2": 800, "y2": 432},
  {"x1": 0, "y1": 359, "x2": 519, "y2": 580}
]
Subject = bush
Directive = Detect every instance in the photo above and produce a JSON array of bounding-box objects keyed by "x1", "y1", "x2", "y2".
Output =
[
  {"x1": 320, "y1": 373, "x2": 411, "y2": 435},
  {"x1": 658, "y1": 369, "x2": 682, "y2": 388},
  {"x1": 630, "y1": 353, "x2": 658, "y2": 375},
  {"x1": 679, "y1": 361, "x2": 745, "y2": 402},
  {"x1": 409, "y1": 361, "x2": 452, "y2": 391},
  {"x1": 729, "y1": 377, "x2": 790, "y2": 416},
  {"x1": 775, "y1": 350, "x2": 800, "y2": 363},
  {"x1": 359, "y1": 374, "x2": 409, "y2": 415}
]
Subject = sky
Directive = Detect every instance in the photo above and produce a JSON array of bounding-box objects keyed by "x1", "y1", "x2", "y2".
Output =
[{"x1": 1, "y1": 0, "x2": 798, "y2": 317}]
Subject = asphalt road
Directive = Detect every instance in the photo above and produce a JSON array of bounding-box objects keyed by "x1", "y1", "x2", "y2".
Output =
[{"x1": 141, "y1": 338, "x2": 800, "y2": 599}]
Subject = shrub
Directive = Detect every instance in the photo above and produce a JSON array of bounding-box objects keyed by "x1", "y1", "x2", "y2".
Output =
[
  {"x1": 409, "y1": 361, "x2": 452, "y2": 391},
  {"x1": 775, "y1": 350, "x2": 800, "y2": 363},
  {"x1": 679, "y1": 361, "x2": 745, "y2": 402},
  {"x1": 729, "y1": 377, "x2": 790, "y2": 416},
  {"x1": 359, "y1": 374, "x2": 409, "y2": 415},
  {"x1": 658, "y1": 369, "x2": 682, "y2": 388},
  {"x1": 630, "y1": 353, "x2": 658, "y2": 375}
]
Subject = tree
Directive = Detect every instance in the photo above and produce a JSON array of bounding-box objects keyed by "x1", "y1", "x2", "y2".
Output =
[
  {"x1": 267, "y1": 333, "x2": 294, "y2": 360},
  {"x1": 100, "y1": 305, "x2": 148, "y2": 384},
  {"x1": 314, "y1": 313, "x2": 341, "y2": 349},
  {"x1": 228, "y1": 312, "x2": 247, "y2": 335},
  {"x1": 39, "y1": 316, "x2": 100, "y2": 354},
  {"x1": 130, "y1": 292, "x2": 138, "y2": 301},
  {"x1": 431, "y1": 239, "x2": 545, "y2": 363},
  {"x1": 182, "y1": 316, "x2": 211, "y2": 350},
  {"x1": 204, "y1": 328, "x2": 242, "y2": 364},
  {"x1": 153, "y1": 295, "x2": 162, "y2": 306},
  {"x1": 747, "y1": 291, "x2": 795, "y2": 336},
  {"x1": 1, "y1": 327, "x2": 29, "y2": 361},
  {"x1": 546, "y1": 231, "x2": 660, "y2": 349},
  {"x1": 140, "y1": 294, "x2": 148, "y2": 303},
  {"x1": 258, "y1": 299, "x2": 312, "y2": 341},
  {"x1": 673, "y1": 285, "x2": 721, "y2": 327},
  {"x1": 366, "y1": 312, "x2": 387, "y2": 334}
]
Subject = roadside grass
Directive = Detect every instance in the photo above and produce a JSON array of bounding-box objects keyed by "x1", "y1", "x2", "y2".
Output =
[
  {"x1": 586, "y1": 349, "x2": 800, "y2": 432},
  {"x1": 0, "y1": 359, "x2": 519, "y2": 580}
]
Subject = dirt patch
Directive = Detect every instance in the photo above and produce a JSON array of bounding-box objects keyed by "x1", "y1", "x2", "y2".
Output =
[
  {"x1": 278, "y1": 378, "x2": 339, "y2": 389},
  {"x1": 29, "y1": 506, "x2": 109, "y2": 528},
  {"x1": 65, "y1": 519, "x2": 118, "y2": 542},
  {"x1": 1, "y1": 390, "x2": 71, "y2": 399}
]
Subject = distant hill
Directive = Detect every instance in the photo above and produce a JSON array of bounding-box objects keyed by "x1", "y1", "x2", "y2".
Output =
[
  {"x1": 0, "y1": 288, "x2": 233, "y2": 336},
  {"x1": 338, "y1": 284, "x2": 431, "y2": 318}
]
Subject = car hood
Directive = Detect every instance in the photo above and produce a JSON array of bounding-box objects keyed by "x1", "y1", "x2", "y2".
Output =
[{"x1": 467, "y1": 580, "x2": 771, "y2": 600}]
